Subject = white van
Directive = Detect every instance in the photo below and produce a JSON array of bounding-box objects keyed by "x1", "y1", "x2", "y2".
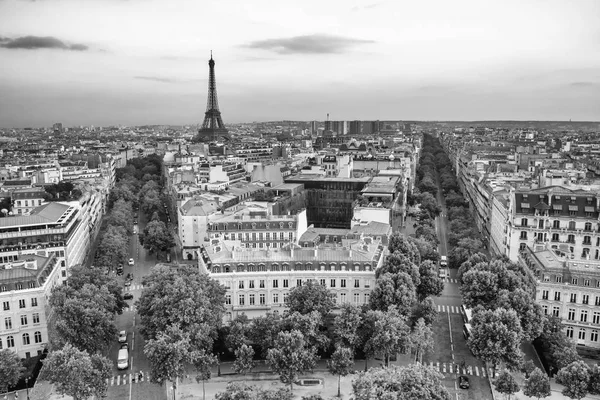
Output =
[
  {"x1": 440, "y1": 255, "x2": 448, "y2": 267},
  {"x1": 117, "y1": 348, "x2": 129, "y2": 370}
]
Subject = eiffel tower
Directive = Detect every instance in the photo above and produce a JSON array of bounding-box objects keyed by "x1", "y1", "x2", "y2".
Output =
[{"x1": 194, "y1": 52, "x2": 230, "y2": 143}]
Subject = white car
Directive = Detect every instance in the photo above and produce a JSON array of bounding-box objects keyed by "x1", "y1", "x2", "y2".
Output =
[
  {"x1": 128, "y1": 258, "x2": 134, "y2": 266},
  {"x1": 118, "y1": 330, "x2": 127, "y2": 343}
]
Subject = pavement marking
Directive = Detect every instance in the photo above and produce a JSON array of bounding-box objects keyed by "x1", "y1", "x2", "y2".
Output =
[
  {"x1": 475, "y1": 366, "x2": 479, "y2": 376},
  {"x1": 442, "y1": 363, "x2": 447, "y2": 373}
]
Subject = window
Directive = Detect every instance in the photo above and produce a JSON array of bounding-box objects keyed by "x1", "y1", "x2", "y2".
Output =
[
  {"x1": 594, "y1": 312, "x2": 600, "y2": 324},
  {"x1": 23, "y1": 333, "x2": 30, "y2": 345},
  {"x1": 569, "y1": 221, "x2": 576, "y2": 230},
  {"x1": 572, "y1": 278, "x2": 578, "y2": 285},
  {"x1": 579, "y1": 329, "x2": 586, "y2": 340},
  {"x1": 249, "y1": 280, "x2": 255, "y2": 289},
  {"x1": 266, "y1": 233, "x2": 270, "y2": 240},
  {"x1": 570, "y1": 293, "x2": 577, "y2": 303},
  {"x1": 273, "y1": 293, "x2": 279, "y2": 303},
  {"x1": 585, "y1": 222, "x2": 593, "y2": 231},
  {"x1": 566, "y1": 327, "x2": 574, "y2": 338},
  {"x1": 330, "y1": 279, "x2": 336, "y2": 288},
  {"x1": 20, "y1": 315, "x2": 28, "y2": 326},
  {"x1": 592, "y1": 330, "x2": 599, "y2": 342},
  {"x1": 583, "y1": 295, "x2": 590, "y2": 305},
  {"x1": 2, "y1": 302, "x2": 8, "y2": 311},
  {"x1": 238, "y1": 281, "x2": 244, "y2": 289},
  {"x1": 584, "y1": 236, "x2": 592, "y2": 245},
  {"x1": 354, "y1": 279, "x2": 360, "y2": 288},
  {"x1": 542, "y1": 290, "x2": 549, "y2": 300},
  {"x1": 31, "y1": 298, "x2": 38, "y2": 307},
  {"x1": 5, "y1": 317, "x2": 12, "y2": 330},
  {"x1": 16, "y1": 284, "x2": 23, "y2": 290},
  {"x1": 353, "y1": 293, "x2": 360, "y2": 304},
  {"x1": 596, "y1": 296, "x2": 600, "y2": 306},
  {"x1": 365, "y1": 293, "x2": 370, "y2": 304},
  {"x1": 581, "y1": 310, "x2": 588, "y2": 322},
  {"x1": 296, "y1": 279, "x2": 302, "y2": 287},
  {"x1": 556, "y1": 276, "x2": 562, "y2": 283},
  {"x1": 19, "y1": 299, "x2": 26, "y2": 309},
  {"x1": 6, "y1": 336, "x2": 14, "y2": 348},
  {"x1": 340, "y1": 293, "x2": 346, "y2": 303},
  {"x1": 320, "y1": 279, "x2": 326, "y2": 286},
  {"x1": 273, "y1": 280, "x2": 279, "y2": 288},
  {"x1": 519, "y1": 243, "x2": 526, "y2": 251},
  {"x1": 521, "y1": 218, "x2": 528, "y2": 227},
  {"x1": 238, "y1": 294, "x2": 245, "y2": 306},
  {"x1": 554, "y1": 292, "x2": 561, "y2": 301},
  {"x1": 568, "y1": 234, "x2": 575, "y2": 243},
  {"x1": 568, "y1": 309, "x2": 576, "y2": 321},
  {"x1": 341, "y1": 279, "x2": 346, "y2": 288},
  {"x1": 585, "y1": 279, "x2": 591, "y2": 287},
  {"x1": 259, "y1": 293, "x2": 265, "y2": 305},
  {"x1": 249, "y1": 294, "x2": 255, "y2": 305},
  {"x1": 225, "y1": 295, "x2": 231, "y2": 305},
  {"x1": 520, "y1": 231, "x2": 527, "y2": 240},
  {"x1": 283, "y1": 293, "x2": 289, "y2": 303},
  {"x1": 32, "y1": 313, "x2": 39, "y2": 324},
  {"x1": 553, "y1": 220, "x2": 560, "y2": 229},
  {"x1": 542, "y1": 305, "x2": 548, "y2": 315},
  {"x1": 34, "y1": 331, "x2": 42, "y2": 344},
  {"x1": 552, "y1": 233, "x2": 559, "y2": 242},
  {"x1": 283, "y1": 279, "x2": 289, "y2": 288},
  {"x1": 553, "y1": 307, "x2": 560, "y2": 317}
]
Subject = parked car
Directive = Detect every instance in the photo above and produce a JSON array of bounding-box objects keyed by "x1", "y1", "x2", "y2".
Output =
[
  {"x1": 117, "y1": 348, "x2": 129, "y2": 370},
  {"x1": 458, "y1": 375, "x2": 470, "y2": 389},
  {"x1": 124, "y1": 280, "x2": 131, "y2": 287},
  {"x1": 118, "y1": 330, "x2": 127, "y2": 343},
  {"x1": 120, "y1": 343, "x2": 129, "y2": 350},
  {"x1": 128, "y1": 258, "x2": 134, "y2": 266},
  {"x1": 123, "y1": 293, "x2": 134, "y2": 300}
]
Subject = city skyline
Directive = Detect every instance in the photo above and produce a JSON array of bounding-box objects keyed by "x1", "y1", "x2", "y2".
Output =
[{"x1": 1, "y1": 0, "x2": 599, "y2": 128}]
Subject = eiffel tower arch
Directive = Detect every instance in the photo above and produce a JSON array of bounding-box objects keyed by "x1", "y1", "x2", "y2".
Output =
[{"x1": 193, "y1": 53, "x2": 231, "y2": 143}]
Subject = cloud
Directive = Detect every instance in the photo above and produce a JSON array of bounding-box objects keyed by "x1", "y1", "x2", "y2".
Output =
[
  {"x1": 0, "y1": 36, "x2": 89, "y2": 51},
  {"x1": 134, "y1": 76, "x2": 177, "y2": 83},
  {"x1": 243, "y1": 34, "x2": 374, "y2": 55},
  {"x1": 570, "y1": 81, "x2": 595, "y2": 87},
  {"x1": 351, "y1": 2, "x2": 385, "y2": 11}
]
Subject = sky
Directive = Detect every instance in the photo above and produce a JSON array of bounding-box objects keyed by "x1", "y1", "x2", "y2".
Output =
[{"x1": 0, "y1": 0, "x2": 599, "y2": 128}]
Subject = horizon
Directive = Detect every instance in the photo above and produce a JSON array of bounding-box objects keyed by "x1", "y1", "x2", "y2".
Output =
[{"x1": 1, "y1": 0, "x2": 599, "y2": 128}]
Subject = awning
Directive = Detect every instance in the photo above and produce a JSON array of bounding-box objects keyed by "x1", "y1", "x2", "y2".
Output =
[
  {"x1": 585, "y1": 206, "x2": 595, "y2": 212},
  {"x1": 569, "y1": 205, "x2": 579, "y2": 211},
  {"x1": 521, "y1": 203, "x2": 530, "y2": 208},
  {"x1": 552, "y1": 204, "x2": 563, "y2": 210}
]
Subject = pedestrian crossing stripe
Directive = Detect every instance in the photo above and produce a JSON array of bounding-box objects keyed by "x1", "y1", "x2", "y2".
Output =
[
  {"x1": 125, "y1": 284, "x2": 144, "y2": 291},
  {"x1": 107, "y1": 371, "x2": 150, "y2": 386},
  {"x1": 435, "y1": 305, "x2": 462, "y2": 314},
  {"x1": 123, "y1": 305, "x2": 137, "y2": 312},
  {"x1": 426, "y1": 361, "x2": 492, "y2": 378}
]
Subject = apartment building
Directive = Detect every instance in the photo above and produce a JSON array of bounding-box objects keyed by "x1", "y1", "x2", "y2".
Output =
[
  {"x1": 0, "y1": 254, "x2": 61, "y2": 358},
  {"x1": 491, "y1": 186, "x2": 600, "y2": 262},
  {"x1": 199, "y1": 236, "x2": 385, "y2": 320},
  {"x1": 12, "y1": 188, "x2": 46, "y2": 215},
  {"x1": 522, "y1": 245, "x2": 600, "y2": 349}
]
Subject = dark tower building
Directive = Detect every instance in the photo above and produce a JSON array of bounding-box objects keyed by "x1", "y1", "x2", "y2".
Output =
[{"x1": 194, "y1": 53, "x2": 230, "y2": 143}]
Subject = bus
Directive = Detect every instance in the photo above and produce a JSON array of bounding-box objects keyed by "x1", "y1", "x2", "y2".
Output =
[{"x1": 460, "y1": 305, "x2": 472, "y2": 324}]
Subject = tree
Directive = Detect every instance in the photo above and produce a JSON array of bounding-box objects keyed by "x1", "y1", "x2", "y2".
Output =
[
  {"x1": 0, "y1": 349, "x2": 24, "y2": 393},
  {"x1": 449, "y1": 238, "x2": 483, "y2": 269},
  {"x1": 363, "y1": 306, "x2": 411, "y2": 367},
  {"x1": 95, "y1": 224, "x2": 129, "y2": 269},
  {"x1": 215, "y1": 382, "x2": 293, "y2": 400},
  {"x1": 369, "y1": 272, "x2": 417, "y2": 315},
  {"x1": 41, "y1": 344, "x2": 111, "y2": 400},
  {"x1": 140, "y1": 219, "x2": 174, "y2": 254},
  {"x1": 523, "y1": 367, "x2": 551, "y2": 400},
  {"x1": 589, "y1": 364, "x2": 600, "y2": 395},
  {"x1": 191, "y1": 348, "x2": 217, "y2": 400},
  {"x1": 411, "y1": 318, "x2": 434, "y2": 363},
  {"x1": 280, "y1": 311, "x2": 330, "y2": 351},
  {"x1": 352, "y1": 364, "x2": 451, "y2": 400},
  {"x1": 233, "y1": 344, "x2": 256, "y2": 376},
  {"x1": 494, "y1": 370, "x2": 520, "y2": 400},
  {"x1": 249, "y1": 312, "x2": 281, "y2": 359},
  {"x1": 66, "y1": 264, "x2": 127, "y2": 313},
  {"x1": 417, "y1": 260, "x2": 444, "y2": 301},
  {"x1": 333, "y1": 303, "x2": 363, "y2": 351},
  {"x1": 460, "y1": 269, "x2": 499, "y2": 309},
  {"x1": 556, "y1": 361, "x2": 590, "y2": 400},
  {"x1": 410, "y1": 297, "x2": 438, "y2": 327},
  {"x1": 468, "y1": 308, "x2": 524, "y2": 375},
  {"x1": 327, "y1": 346, "x2": 354, "y2": 397},
  {"x1": 377, "y1": 253, "x2": 420, "y2": 287},
  {"x1": 287, "y1": 280, "x2": 335, "y2": 317},
  {"x1": 387, "y1": 233, "x2": 421, "y2": 265},
  {"x1": 144, "y1": 325, "x2": 190, "y2": 399},
  {"x1": 226, "y1": 314, "x2": 251, "y2": 350},
  {"x1": 266, "y1": 330, "x2": 318, "y2": 392},
  {"x1": 141, "y1": 188, "x2": 163, "y2": 219},
  {"x1": 409, "y1": 237, "x2": 440, "y2": 263},
  {"x1": 137, "y1": 265, "x2": 225, "y2": 350}
]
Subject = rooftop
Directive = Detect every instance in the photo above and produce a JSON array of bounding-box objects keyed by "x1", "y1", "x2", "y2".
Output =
[{"x1": 0, "y1": 202, "x2": 72, "y2": 228}]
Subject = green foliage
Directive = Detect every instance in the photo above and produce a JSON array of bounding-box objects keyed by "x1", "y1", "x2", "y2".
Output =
[
  {"x1": 266, "y1": 330, "x2": 319, "y2": 389},
  {"x1": 63, "y1": 264, "x2": 126, "y2": 313},
  {"x1": 333, "y1": 303, "x2": 363, "y2": 351},
  {"x1": 233, "y1": 344, "x2": 256, "y2": 375},
  {"x1": 41, "y1": 343, "x2": 111, "y2": 400},
  {"x1": 137, "y1": 265, "x2": 226, "y2": 350},
  {"x1": 377, "y1": 253, "x2": 420, "y2": 286},
  {"x1": 279, "y1": 311, "x2": 330, "y2": 351},
  {"x1": 387, "y1": 233, "x2": 421, "y2": 265},
  {"x1": 144, "y1": 325, "x2": 191, "y2": 388},
  {"x1": 589, "y1": 364, "x2": 600, "y2": 395},
  {"x1": 249, "y1": 312, "x2": 281, "y2": 359},
  {"x1": 409, "y1": 297, "x2": 438, "y2": 327},
  {"x1": 140, "y1": 219, "x2": 174, "y2": 254},
  {"x1": 494, "y1": 370, "x2": 520, "y2": 400},
  {"x1": 215, "y1": 382, "x2": 293, "y2": 400},
  {"x1": 95, "y1": 224, "x2": 129, "y2": 269},
  {"x1": 411, "y1": 318, "x2": 434, "y2": 363},
  {"x1": 43, "y1": 181, "x2": 81, "y2": 201},
  {"x1": 226, "y1": 314, "x2": 251, "y2": 350},
  {"x1": 0, "y1": 349, "x2": 25, "y2": 393},
  {"x1": 287, "y1": 280, "x2": 335, "y2": 317},
  {"x1": 556, "y1": 361, "x2": 590, "y2": 400},
  {"x1": 523, "y1": 367, "x2": 551, "y2": 400},
  {"x1": 362, "y1": 306, "x2": 411, "y2": 366},
  {"x1": 468, "y1": 307, "x2": 524, "y2": 371},
  {"x1": 352, "y1": 364, "x2": 451, "y2": 400},
  {"x1": 417, "y1": 260, "x2": 444, "y2": 301},
  {"x1": 327, "y1": 346, "x2": 354, "y2": 397},
  {"x1": 369, "y1": 271, "x2": 417, "y2": 315}
]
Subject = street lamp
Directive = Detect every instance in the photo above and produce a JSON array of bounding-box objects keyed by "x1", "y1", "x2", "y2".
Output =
[{"x1": 25, "y1": 377, "x2": 30, "y2": 400}]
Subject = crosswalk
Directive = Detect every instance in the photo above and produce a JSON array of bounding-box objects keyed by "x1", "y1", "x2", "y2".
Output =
[
  {"x1": 123, "y1": 305, "x2": 137, "y2": 312},
  {"x1": 436, "y1": 305, "x2": 462, "y2": 314},
  {"x1": 125, "y1": 284, "x2": 144, "y2": 291},
  {"x1": 427, "y1": 361, "x2": 495, "y2": 378},
  {"x1": 107, "y1": 371, "x2": 151, "y2": 386},
  {"x1": 444, "y1": 278, "x2": 459, "y2": 284}
]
